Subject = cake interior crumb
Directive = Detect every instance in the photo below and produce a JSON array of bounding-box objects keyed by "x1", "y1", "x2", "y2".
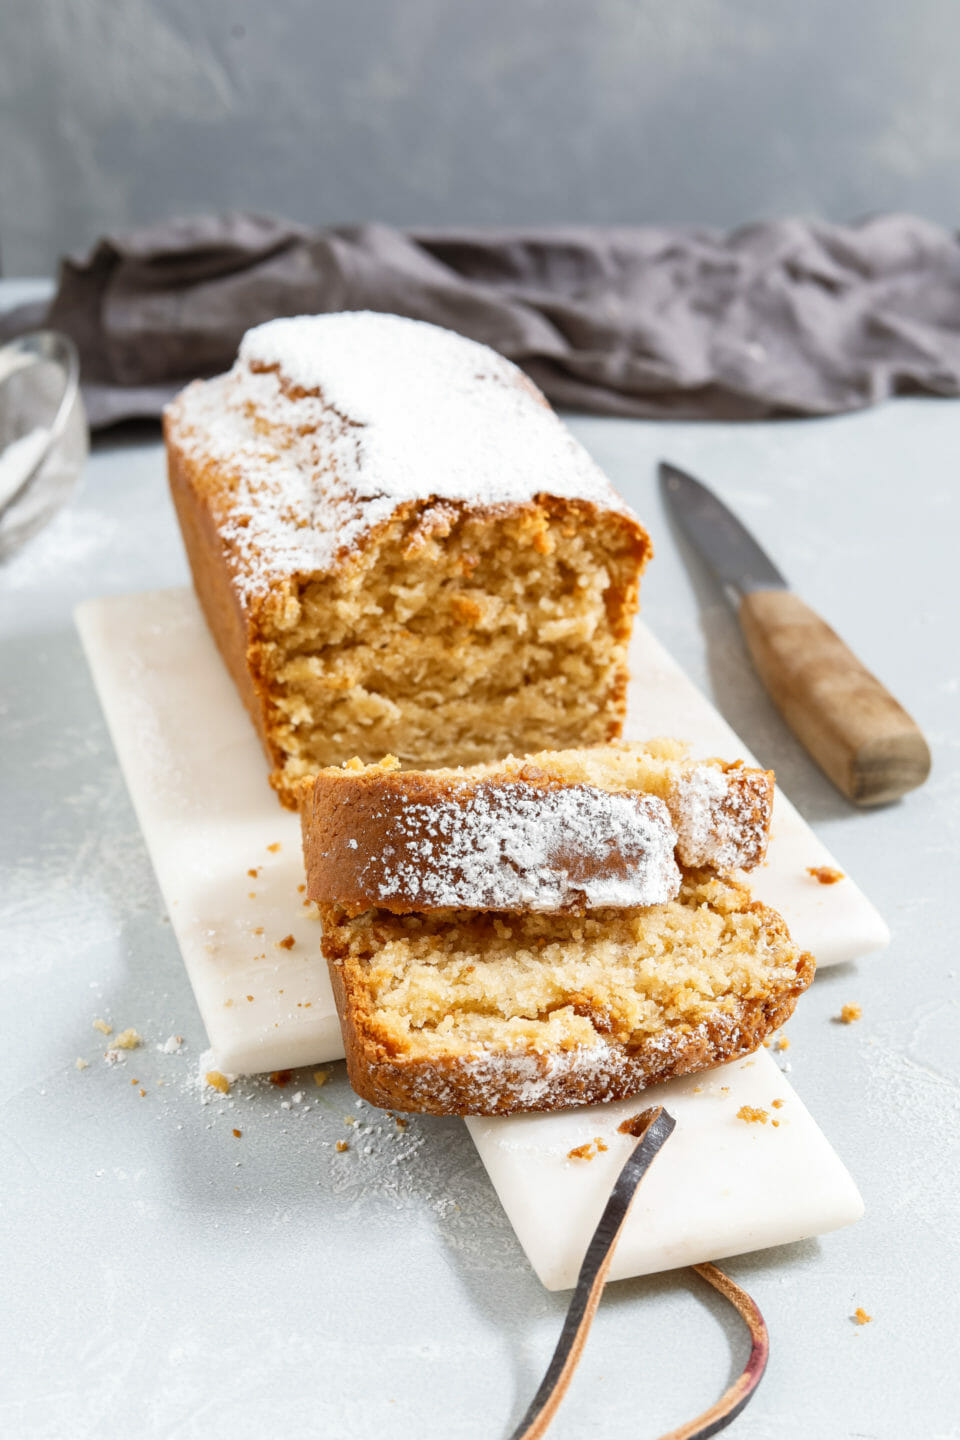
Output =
[{"x1": 206, "y1": 1070, "x2": 230, "y2": 1094}]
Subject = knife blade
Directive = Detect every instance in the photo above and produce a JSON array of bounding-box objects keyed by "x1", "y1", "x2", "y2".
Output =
[{"x1": 659, "y1": 460, "x2": 931, "y2": 806}]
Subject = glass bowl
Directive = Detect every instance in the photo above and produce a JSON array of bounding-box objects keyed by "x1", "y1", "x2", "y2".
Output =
[{"x1": 0, "y1": 331, "x2": 88, "y2": 561}]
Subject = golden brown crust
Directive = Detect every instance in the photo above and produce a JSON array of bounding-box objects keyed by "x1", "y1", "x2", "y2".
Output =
[{"x1": 166, "y1": 421, "x2": 276, "y2": 764}]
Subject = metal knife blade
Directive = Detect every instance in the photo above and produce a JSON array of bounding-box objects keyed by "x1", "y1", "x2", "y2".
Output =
[{"x1": 658, "y1": 461, "x2": 787, "y2": 603}]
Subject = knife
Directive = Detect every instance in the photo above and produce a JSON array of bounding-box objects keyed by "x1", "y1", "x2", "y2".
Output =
[{"x1": 659, "y1": 461, "x2": 931, "y2": 806}]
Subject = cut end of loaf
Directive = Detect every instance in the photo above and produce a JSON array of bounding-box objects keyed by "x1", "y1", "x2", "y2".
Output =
[{"x1": 256, "y1": 500, "x2": 649, "y2": 805}]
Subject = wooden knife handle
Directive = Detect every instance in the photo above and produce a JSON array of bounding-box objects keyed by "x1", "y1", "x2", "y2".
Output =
[{"x1": 738, "y1": 589, "x2": 931, "y2": 806}]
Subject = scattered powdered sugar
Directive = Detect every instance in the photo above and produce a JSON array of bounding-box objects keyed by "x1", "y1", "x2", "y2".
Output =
[
  {"x1": 670, "y1": 763, "x2": 770, "y2": 871},
  {"x1": 166, "y1": 311, "x2": 635, "y2": 602},
  {"x1": 359, "y1": 781, "x2": 681, "y2": 911}
]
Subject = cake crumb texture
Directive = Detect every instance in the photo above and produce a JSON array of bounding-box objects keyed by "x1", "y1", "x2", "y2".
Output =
[{"x1": 321, "y1": 870, "x2": 814, "y2": 1115}]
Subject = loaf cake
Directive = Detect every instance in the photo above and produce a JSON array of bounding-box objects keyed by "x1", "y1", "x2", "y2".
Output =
[
  {"x1": 319, "y1": 871, "x2": 814, "y2": 1116},
  {"x1": 164, "y1": 312, "x2": 651, "y2": 808},
  {"x1": 300, "y1": 740, "x2": 774, "y2": 915}
]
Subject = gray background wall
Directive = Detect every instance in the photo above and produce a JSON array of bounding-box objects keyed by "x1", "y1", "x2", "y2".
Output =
[{"x1": 2, "y1": 0, "x2": 960, "y2": 277}]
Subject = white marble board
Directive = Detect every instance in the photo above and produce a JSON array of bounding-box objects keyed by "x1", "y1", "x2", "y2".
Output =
[{"x1": 76, "y1": 585, "x2": 878, "y2": 1288}]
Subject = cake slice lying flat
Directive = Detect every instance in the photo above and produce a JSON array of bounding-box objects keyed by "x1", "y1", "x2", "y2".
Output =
[
  {"x1": 301, "y1": 740, "x2": 773, "y2": 916},
  {"x1": 319, "y1": 871, "x2": 814, "y2": 1116}
]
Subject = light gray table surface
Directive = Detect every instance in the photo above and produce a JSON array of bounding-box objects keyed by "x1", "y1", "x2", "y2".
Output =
[{"x1": 2, "y1": 281, "x2": 958, "y2": 1440}]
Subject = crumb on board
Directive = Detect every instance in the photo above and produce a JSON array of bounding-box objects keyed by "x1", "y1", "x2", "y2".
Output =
[
  {"x1": 297, "y1": 883, "x2": 306, "y2": 893},
  {"x1": 313, "y1": 1069, "x2": 330, "y2": 1087},
  {"x1": 246, "y1": 994, "x2": 254, "y2": 1002},
  {"x1": 269, "y1": 1070, "x2": 292, "y2": 1087},
  {"x1": 92, "y1": 1018, "x2": 112, "y2": 1035},
  {"x1": 267, "y1": 842, "x2": 282, "y2": 854},
  {"x1": 205, "y1": 1070, "x2": 230, "y2": 1095},
  {"x1": 248, "y1": 892, "x2": 256, "y2": 899},
  {"x1": 395, "y1": 1115, "x2": 408, "y2": 1130},
  {"x1": 247, "y1": 868, "x2": 260, "y2": 878},
  {"x1": 139, "y1": 1088, "x2": 146, "y2": 1098},
  {"x1": 276, "y1": 934, "x2": 296, "y2": 950},
  {"x1": 837, "y1": 1004, "x2": 862, "y2": 1025},
  {"x1": 737, "y1": 1105, "x2": 769, "y2": 1125},
  {"x1": 808, "y1": 865, "x2": 845, "y2": 885},
  {"x1": 112, "y1": 1028, "x2": 142, "y2": 1050},
  {"x1": 852, "y1": 1307, "x2": 872, "y2": 1325},
  {"x1": 232, "y1": 1128, "x2": 242, "y2": 1138},
  {"x1": 776, "y1": 1036, "x2": 790, "y2": 1051},
  {"x1": 772, "y1": 1098, "x2": 785, "y2": 1109},
  {"x1": 336, "y1": 1140, "x2": 349, "y2": 1153},
  {"x1": 75, "y1": 1057, "x2": 89, "y2": 1070},
  {"x1": 253, "y1": 926, "x2": 264, "y2": 936},
  {"x1": 568, "y1": 1138, "x2": 609, "y2": 1161}
]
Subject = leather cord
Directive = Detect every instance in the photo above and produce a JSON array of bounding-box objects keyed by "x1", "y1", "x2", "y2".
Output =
[{"x1": 508, "y1": 1106, "x2": 769, "y2": 1440}]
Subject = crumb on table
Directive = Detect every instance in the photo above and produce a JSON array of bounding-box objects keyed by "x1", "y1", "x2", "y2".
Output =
[
  {"x1": 807, "y1": 865, "x2": 845, "y2": 885},
  {"x1": 837, "y1": 1004, "x2": 862, "y2": 1025},
  {"x1": 776, "y1": 1036, "x2": 790, "y2": 1051},
  {"x1": 75, "y1": 1057, "x2": 89, "y2": 1070},
  {"x1": 269, "y1": 1070, "x2": 292, "y2": 1087},
  {"x1": 92, "y1": 1018, "x2": 112, "y2": 1035},
  {"x1": 736, "y1": 1105, "x2": 769, "y2": 1125},
  {"x1": 313, "y1": 1069, "x2": 330, "y2": 1087},
  {"x1": 568, "y1": 1138, "x2": 609, "y2": 1161},
  {"x1": 276, "y1": 934, "x2": 296, "y2": 950},
  {"x1": 112, "y1": 1028, "x2": 142, "y2": 1050},
  {"x1": 232, "y1": 1128, "x2": 242, "y2": 1138},
  {"x1": 335, "y1": 1140, "x2": 349, "y2": 1153},
  {"x1": 852, "y1": 1307, "x2": 872, "y2": 1325},
  {"x1": 205, "y1": 1070, "x2": 230, "y2": 1095}
]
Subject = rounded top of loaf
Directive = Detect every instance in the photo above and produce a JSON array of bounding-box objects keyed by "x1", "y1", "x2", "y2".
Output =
[{"x1": 164, "y1": 311, "x2": 641, "y2": 603}]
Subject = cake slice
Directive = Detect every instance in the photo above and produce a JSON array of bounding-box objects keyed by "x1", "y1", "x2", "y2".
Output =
[
  {"x1": 300, "y1": 740, "x2": 774, "y2": 915},
  {"x1": 164, "y1": 312, "x2": 650, "y2": 808},
  {"x1": 319, "y1": 871, "x2": 814, "y2": 1116}
]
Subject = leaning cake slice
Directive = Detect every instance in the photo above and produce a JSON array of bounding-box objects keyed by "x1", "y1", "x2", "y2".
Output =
[
  {"x1": 300, "y1": 740, "x2": 774, "y2": 916},
  {"x1": 319, "y1": 872, "x2": 813, "y2": 1116}
]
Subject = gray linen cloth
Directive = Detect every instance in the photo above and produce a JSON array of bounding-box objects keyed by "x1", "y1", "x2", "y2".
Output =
[{"x1": 4, "y1": 212, "x2": 960, "y2": 428}]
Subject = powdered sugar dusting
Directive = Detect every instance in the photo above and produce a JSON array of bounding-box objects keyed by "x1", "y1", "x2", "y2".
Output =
[
  {"x1": 671, "y1": 764, "x2": 771, "y2": 871},
  {"x1": 165, "y1": 311, "x2": 633, "y2": 604},
  {"x1": 360, "y1": 782, "x2": 681, "y2": 911}
]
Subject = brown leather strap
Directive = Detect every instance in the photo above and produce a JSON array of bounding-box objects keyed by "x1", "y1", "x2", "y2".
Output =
[{"x1": 508, "y1": 1106, "x2": 769, "y2": 1440}]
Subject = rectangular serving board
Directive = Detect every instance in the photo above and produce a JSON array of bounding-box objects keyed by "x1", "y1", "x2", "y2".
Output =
[{"x1": 77, "y1": 587, "x2": 875, "y2": 1288}]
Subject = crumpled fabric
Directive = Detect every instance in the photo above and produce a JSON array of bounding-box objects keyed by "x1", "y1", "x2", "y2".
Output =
[{"x1": 5, "y1": 211, "x2": 960, "y2": 427}]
